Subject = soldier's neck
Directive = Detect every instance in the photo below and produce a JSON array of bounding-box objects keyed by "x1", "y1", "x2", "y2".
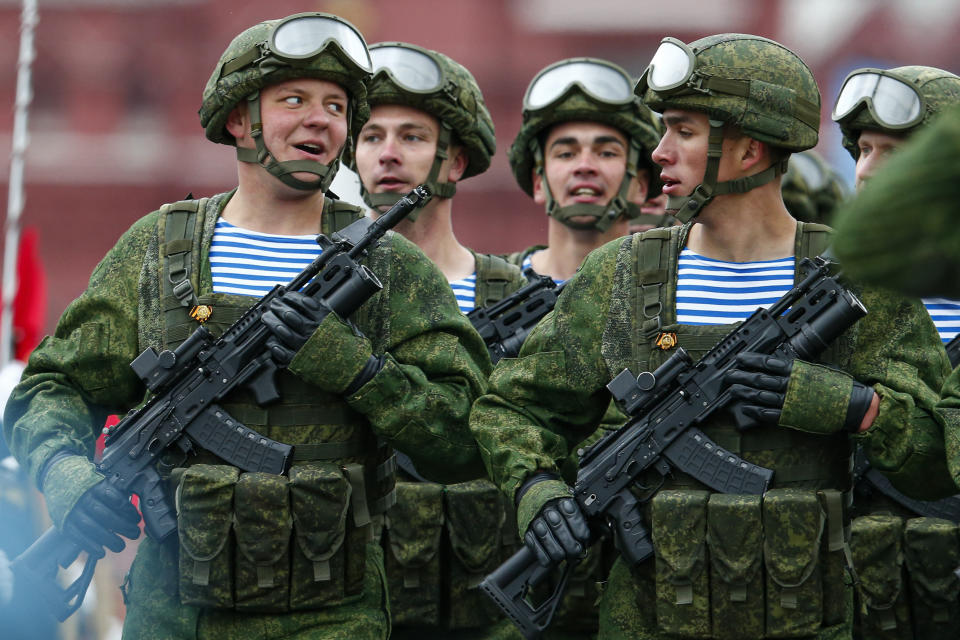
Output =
[
  {"x1": 224, "y1": 175, "x2": 326, "y2": 235},
  {"x1": 686, "y1": 185, "x2": 796, "y2": 263},
  {"x1": 387, "y1": 198, "x2": 475, "y2": 281},
  {"x1": 532, "y1": 217, "x2": 628, "y2": 281}
]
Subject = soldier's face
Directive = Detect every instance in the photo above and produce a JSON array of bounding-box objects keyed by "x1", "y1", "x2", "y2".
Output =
[
  {"x1": 534, "y1": 121, "x2": 644, "y2": 222},
  {"x1": 854, "y1": 130, "x2": 906, "y2": 191},
  {"x1": 355, "y1": 104, "x2": 464, "y2": 209},
  {"x1": 653, "y1": 109, "x2": 741, "y2": 197},
  {"x1": 257, "y1": 79, "x2": 349, "y2": 180}
]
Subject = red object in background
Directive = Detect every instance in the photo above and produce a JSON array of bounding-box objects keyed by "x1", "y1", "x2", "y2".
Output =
[{"x1": 10, "y1": 227, "x2": 47, "y2": 361}]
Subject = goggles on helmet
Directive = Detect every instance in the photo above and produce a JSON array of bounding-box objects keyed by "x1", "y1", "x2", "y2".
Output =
[
  {"x1": 370, "y1": 44, "x2": 444, "y2": 93},
  {"x1": 221, "y1": 13, "x2": 372, "y2": 77},
  {"x1": 790, "y1": 152, "x2": 828, "y2": 191},
  {"x1": 832, "y1": 69, "x2": 924, "y2": 129},
  {"x1": 639, "y1": 38, "x2": 699, "y2": 93},
  {"x1": 523, "y1": 58, "x2": 635, "y2": 111}
]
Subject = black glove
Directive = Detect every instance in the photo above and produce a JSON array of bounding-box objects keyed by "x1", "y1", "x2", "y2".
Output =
[
  {"x1": 261, "y1": 291, "x2": 330, "y2": 365},
  {"x1": 524, "y1": 497, "x2": 591, "y2": 567},
  {"x1": 64, "y1": 482, "x2": 142, "y2": 559},
  {"x1": 723, "y1": 352, "x2": 793, "y2": 429}
]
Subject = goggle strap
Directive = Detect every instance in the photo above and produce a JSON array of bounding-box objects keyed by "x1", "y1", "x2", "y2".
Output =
[
  {"x1": 692, "y1": 77, "x2": 820, "y2": 131},
  {"x1": 221, "y1": 46, "x2": 263, "y2": 77}
]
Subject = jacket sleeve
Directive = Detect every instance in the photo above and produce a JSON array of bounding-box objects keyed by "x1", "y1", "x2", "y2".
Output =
[
  {"x1": 343, "y1": 233, "x2": 493, "y2": 484},
  {"x1": 852, "y1": 285, "x2": 956, "y2": 500},
  {"x1": 469, "y1": 239, "x2": 624, "y2": 508},
  {"x1": 3, "y1": 213, "x2": 157, "y2": 487}
]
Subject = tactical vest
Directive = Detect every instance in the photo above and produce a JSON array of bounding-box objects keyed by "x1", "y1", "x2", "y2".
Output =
[
  {"x1": 149, "y1": 194, "x2": 396, "y2": 613},
  {"x1": 384, "y1": 251, "x2": 524, "y2": 634},
  {"x1": 600, "y1": 222, "x2": 857, "y2": 638},
  {"x1": 503, "y1": 244, "x2": 547, "y2": 270}
]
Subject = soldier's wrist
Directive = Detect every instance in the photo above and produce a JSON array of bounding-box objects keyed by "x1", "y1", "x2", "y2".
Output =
[{"x1": 515, "y1": 474, "x2": 571, "y2": 538}]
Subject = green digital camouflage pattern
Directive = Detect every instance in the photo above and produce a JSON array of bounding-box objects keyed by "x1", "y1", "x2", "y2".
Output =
[
  {"x1": 359, "y1": 43, "x2": 496, "y2": 179},
  {"x1": 470, "y1": 250, "x2": 528, "y2": 309},
  {"x1": 938, "y1": 366, "x2": 960, "y2": 488},
  {"x1": 780, "y1": 150, "x2": 847, "y2": 226},
  {"x1": 902, "y1": 517, "x2": 960, "y2": 638},
  {"x1": 38, "y1": 453, "x2": 103, "y2": 531},
  {"x1": 200, "y1": 15, "x2": 370, "y2": 147},
  {"x1": 832, "y1": 105, "x2": 960, "y2": 299},
  {"x1": 638, "y1": 34, "x2": 820, "y2": 152},
  {"x1": 836, "y1": 65, "x2": 960, "y2": 159},
  {"x1": 850, "y1": 515, "x2": 911, "y2": 640},
  {"x1": 706, "y1": 494, "x2": 764, "y2": 640},
  {"x1": 3, "y1": 191, "x2": 490, "y2": 638},
  {"x1": 470, "y1": 222, "x2": 953, "y2": 638}
]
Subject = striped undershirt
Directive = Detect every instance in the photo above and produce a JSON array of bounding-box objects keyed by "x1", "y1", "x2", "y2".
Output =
[
  {"x1": 210, "y1": 219, "x2": 321, "y2": 297},
  {"x1": 922, "y1": 298, "x2": 960, "y2": 344},
  {"x1": 449, "y1": 274, "x2": 477, "y2": 313},
  {"x1": 521, "y1": 251, "x2": 567, "y2": 285},
  {"x1": 676, "y1": 249, "x2": 795, "y2": 325}
]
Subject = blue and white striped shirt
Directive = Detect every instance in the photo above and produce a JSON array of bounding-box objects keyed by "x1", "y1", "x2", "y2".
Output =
[
  {"x1": 922, "y1": 297, "x2": 960, "y2": 344},
  {"x1": 676, "y1": 249, "x2": 795, "y2": 325},
  {"x1": 449, "y1": 273, "x2": 477, "y2": 314},
  {"x1": 210, "y1": 219, "x2": 321, "y2": 297}
]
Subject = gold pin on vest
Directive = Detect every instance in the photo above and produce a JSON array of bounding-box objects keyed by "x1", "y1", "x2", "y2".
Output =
[
  {"x1": 656, "y1": 332, "x2": 678, "y2": 350},
  {"x1": 190, "y1": 305, "x2": 213, "y2": 324}
]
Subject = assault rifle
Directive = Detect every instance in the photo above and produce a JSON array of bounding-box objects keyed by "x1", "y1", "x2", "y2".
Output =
[
  {"x1": 946, "y1": 334, "x2": 960, "y2": 369},
  {"x1": 468, "y1": 271, "x2": 566, "y2": 363},
  {"x1": 480, "y1": 256, "x2": 868, "y2": 639},
  {"x1": 11, "y1": 186, "x2": 430, "y2": 621}
]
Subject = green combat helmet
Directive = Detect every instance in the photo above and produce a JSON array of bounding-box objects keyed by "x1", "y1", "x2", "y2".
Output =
[
  {"x1": 781, "y1": 150, "x2": 848, "y2": 225},
  {"x1": 832, "y1": 65, "x2": 960, "y2": 159},
  {"x1": 636, "y1": 34, "x2": 821, "y2": 223},
  {"x1": 350, "y1": 42, "x2": 496, "y2": 218},
  {"x1": 508, "y1": 58, "x2": 665, "y2": 233},
  {"x1": 199, "y1": 12, "x2": 373, "y2": 192}
]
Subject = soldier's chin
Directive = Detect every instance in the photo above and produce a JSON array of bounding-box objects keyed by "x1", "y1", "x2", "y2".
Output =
[
  {"x1": 569, "y1": 215, "x2": 600, "y2": 227},
  {"x1": 290, "y1": 172, "x2": 324, "y2": 188}
]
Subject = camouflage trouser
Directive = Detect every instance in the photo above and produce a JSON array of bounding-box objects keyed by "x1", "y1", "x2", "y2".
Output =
[
  {"x1": 121, "y1": 535, "x2": 390, "y2": 640},
  {"x1": 597, "y1": 556, "x2": 853, "y2": 640}
]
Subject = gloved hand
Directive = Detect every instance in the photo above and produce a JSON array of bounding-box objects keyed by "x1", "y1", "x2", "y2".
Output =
[
  {"x1": 41, "y1": 452, "x2": 141, "y2": 559},
  {"x1": 516, "y1": 473, "x2": 590, "y2": 567},
  {"x1": 725, "y1": 353, "x2": 877, "y2": 434},
  {"x1": 262, "y1": 291, "x2": 383, "y2": 395},
  {"x1": 261, "y1": 291, "x2": 330, "y2": 366},
  {"x1": 724, "y1": 352, "x2": 793, "y2": 429}
]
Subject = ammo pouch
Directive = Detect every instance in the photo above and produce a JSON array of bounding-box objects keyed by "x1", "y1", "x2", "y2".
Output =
[
  {"x1": 651, "y1": 488, "x2": 848, "y2": 639},
  {"x1": 902, "y1": 517, "x2": 960, "y2": 639},
  {"x1": 850, "y1": 515, "x2": 911, "y2": 638},
  {"x1": 176, "y1": 463, "x2": 371, "y2": 612},
  {"x1": 384, "y1": 478, "x2": 516, "y2": 630}
]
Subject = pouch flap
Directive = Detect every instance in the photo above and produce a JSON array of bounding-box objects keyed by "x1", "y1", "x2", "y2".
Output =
[
  {"x1": 177, "y1": 464, "x2": 238, "y2": 561},
  {"x1": 234, "y1": 472, "x2": 291, "y2": 565},
  {"x1": 289, "y1": 463, "x2": 352, "y2": 562},
  {"x1": 387, "y1": 480, "x2": 444, "y2": 568},
  {"x1": 763, "y1": 489, "x2": 824, "y2": 587},
  {"x1": 850, "y1": 515, "x2": 904, "y2": 609},
  {"x1": 707, "y1": 493, "x2": 763, "y2": 586},
  {"x1": 651, "y1": 490, "x2": 709, "y2": 583},
  {"x1": 903, "y1": 517, "x2": 960, "y2": 607},
  {"x1": 445, "y1": 479, "x2": 505, "y2": 572}
]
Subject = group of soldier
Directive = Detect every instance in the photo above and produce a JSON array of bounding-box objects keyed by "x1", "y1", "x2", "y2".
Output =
[{"x1": 2, "y1": 9, "x2": 960, "y2": 640}]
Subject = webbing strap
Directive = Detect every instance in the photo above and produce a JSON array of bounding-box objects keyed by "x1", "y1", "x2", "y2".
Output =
[
  {"x1": 161, "y1": 200, "x2": 203, "y2": 309},
  {"x1": 344, "y1": 463, "x2": 371, "y2": 527},
  {"x1": 475, "y1": 253, "x2": 519, "y2": 307}
]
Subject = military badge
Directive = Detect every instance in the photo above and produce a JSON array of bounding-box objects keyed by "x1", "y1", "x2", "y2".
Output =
[
  {"x1": 656, "y1": 332, "x2": 678, "y2": 350},
  {"x1": 189, "y1": 305, "x2": 213, "y2": 324}
]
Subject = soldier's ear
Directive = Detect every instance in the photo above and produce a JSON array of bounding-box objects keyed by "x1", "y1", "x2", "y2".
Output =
[
  {"x1": 226, "y1": 103, "x2": 250, "y2": 144},
  {"x1": 632, "y1": 168, "x2": 650, "y2": 205},
  {"x1": 532, "y1": 171, "x2": 546, "y2": 205},
  {"x1": 446, "y1": 145, "x2": 469, "y2": 182}
]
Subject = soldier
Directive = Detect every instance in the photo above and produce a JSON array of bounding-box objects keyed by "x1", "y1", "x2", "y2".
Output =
[
  {"x1": 470, "y1": 34, "x2": 955, "y2": 640},
  {"x1": 350, "y1": 42, "x2": 525, "y2": 639},
  {"x1": 780, "y1": 150, "x2": 848, "y2": 226},
  {"x1": 3, "y1": 13, "x2": 491, "y2": 639},
  {"x1": 504, "y1": 58, "x2": 664, "y2": 282},
  {"x1": 829, "y1": 65, "x2": 960, "y2": 639},
  {"x1": 832, "y1": 65, "x2": 960, "y2": 346}
]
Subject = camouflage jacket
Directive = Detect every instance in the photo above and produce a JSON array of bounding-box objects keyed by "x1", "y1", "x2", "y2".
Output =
[
  {"x1": 470, "y1": 223, "x2": 955, "y2": 534},
  {"x1": 4, "y1": 191, "x2": 491, "y2": 489}
]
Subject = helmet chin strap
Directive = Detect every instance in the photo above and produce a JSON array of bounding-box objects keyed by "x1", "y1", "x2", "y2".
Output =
[
  {"x1": 236, "y1": 91, "x2": 339, "y2": 193},
  {"x1": 533, "y1": 138, "x2": 644, "y2": 233},
  {"x1": 666, "y1": 120, "x2": 788, "y2": 224},
  {"x1": 361, "y1": 122, "x2": 457, "y2": 221}
]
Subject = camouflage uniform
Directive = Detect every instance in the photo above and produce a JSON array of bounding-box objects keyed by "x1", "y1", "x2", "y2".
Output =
[
  {"x1": 349, "y1": 43, "x2": 526, "y2": 639},
  {"x1": 472, "y1": 35, "x2": 955, "y2": 640},
  {"x1": 4, "y1": 14, "x2": 490, "y2": 640}
]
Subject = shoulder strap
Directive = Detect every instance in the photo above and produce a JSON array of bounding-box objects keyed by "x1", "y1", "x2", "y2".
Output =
[
  {"x1": 474, "y1": 252, "x2": 523, "y2": 307},
  {"x1": 160, "y1": 198, "x2": 207, "y2": 310},
  {"x1": 633, "y1": 226, "x2": 679, "y2": 344},
  {"x1": 797, "y1": 221, "x2": 832, "y2": 260},
  {"x1": 322, "y1": 198, "x2": 365, "y2": 235}
]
